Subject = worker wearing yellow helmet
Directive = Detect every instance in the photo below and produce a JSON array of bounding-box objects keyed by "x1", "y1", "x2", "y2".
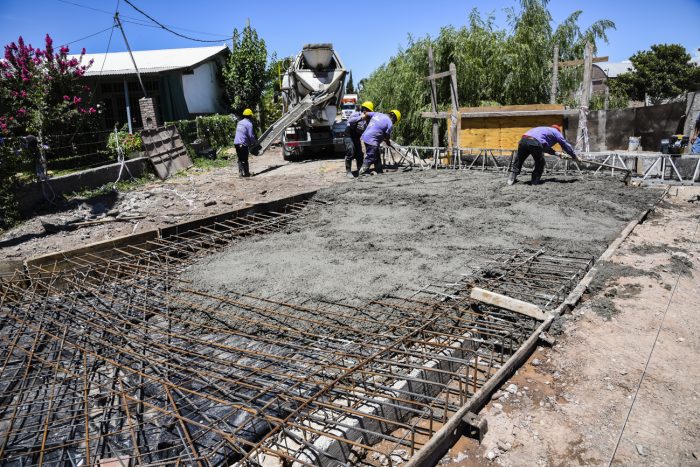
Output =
[
  {"x1": 358, "y1": 108, "x2": 401, "y2": 175},
  {"x1": 234, "y1": 108, "x2": 257, "y2": 177},
  {"x1": 343, "y1": 100, "x2": 375, "y2": 177}
]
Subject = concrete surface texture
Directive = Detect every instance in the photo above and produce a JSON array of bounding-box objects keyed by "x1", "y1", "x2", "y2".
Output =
[
  {"x1": 185, "y1": 171, "x2": 660, "y2": 303},
  {"x1": 441, "y1": 186, "x2": 700, "y2": 466}
]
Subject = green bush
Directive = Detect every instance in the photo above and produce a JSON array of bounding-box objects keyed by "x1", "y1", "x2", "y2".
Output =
[
  {"x1": 0, "y1": 139, "x2": 27, "y2": 229},
  {"x1": 107, "y1": 130, "x2": 143, "y2": 156},
  {"x1": 168, "y1": 115, "x2": 238, "y2": 151}
]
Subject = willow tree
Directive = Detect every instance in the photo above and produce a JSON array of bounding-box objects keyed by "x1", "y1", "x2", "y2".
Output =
[{"x1": 360, "y1": 0, "x2": 615, "y2": 145}]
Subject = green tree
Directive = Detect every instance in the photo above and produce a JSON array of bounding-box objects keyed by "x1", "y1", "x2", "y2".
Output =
[
  {"x1": 259, "y1": 53, "x2": 289, "y2": 130},
  {"x1": 222, "y1": 24, "x2": 267, "y2": 114},
  {"x1": 360, "y1": 0, "x2": 615, "y2": 145},
  {"x1": 346, "y1": 71, "x2": 355, "y2": 94},
  {"x1": 614, "y1": 44, "x2": 700, "y2": 105}
]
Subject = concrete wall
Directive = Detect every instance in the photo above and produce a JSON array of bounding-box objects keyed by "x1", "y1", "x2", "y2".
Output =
[
  {"x1": 16, "y1": 157, "x2": 151, "y2": 213},
  {"x1": 182, "y1": 61, "x2": 226, "y2": 114},
  {"x1": 567, "y1": 101, "x2": 686, "y2": 151}
]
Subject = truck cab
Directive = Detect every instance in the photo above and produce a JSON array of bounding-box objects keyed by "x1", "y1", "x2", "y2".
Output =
[{"x1": 340, "y1": 94, "x2": 358, "y2": 120}]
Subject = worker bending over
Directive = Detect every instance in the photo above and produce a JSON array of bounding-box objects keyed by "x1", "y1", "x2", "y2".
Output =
[
  {"x1": 359, "y1": 109, "x2": 401, "y2": 176},
  {"x1": 508, "y1": 124, "x2": 577, "y2": 186},
  {"x1": 344, "y1": 101, "x2": 374, "y2": 178},
  {"x1": 234, "y1": 108, "x2": 257, "y2": 178}
]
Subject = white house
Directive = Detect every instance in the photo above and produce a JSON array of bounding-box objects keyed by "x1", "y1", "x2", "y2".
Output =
[{"x1": 75, "y1": 45, "x2": 230, "y2": 129}]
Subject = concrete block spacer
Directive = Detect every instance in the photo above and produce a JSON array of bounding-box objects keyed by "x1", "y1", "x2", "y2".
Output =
[{"x1": 462, "y1": 411, "x2": 488, "y2": 443}]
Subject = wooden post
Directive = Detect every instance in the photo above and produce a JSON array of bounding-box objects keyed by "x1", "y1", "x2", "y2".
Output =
[
  {"x1": 581, "y1": 42, "x2": 593, "y2": 108},
  {"x1": 575, "y1": 42, "x2": 593, "y2": 152},
  {"x1": 550, "y1": 46, "x2": 559, "y2": 105},
  {"x1": 428, "y1": 46, "x2": 440, "y2": 147},
  {"x1": 449, "y1": 63, "x2": 460, "y2": 149}
]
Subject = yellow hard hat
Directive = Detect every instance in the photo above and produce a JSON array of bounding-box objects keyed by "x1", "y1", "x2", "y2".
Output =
[
  {"x1": 361, "y1": 101, "x2": 374, "y2": 112},
  {"x1": 390, "y1": 109, "x2": 401, "y2": 122},
  {"x1": 242, "y1": 108, "x2": 254, "y2": 116}
]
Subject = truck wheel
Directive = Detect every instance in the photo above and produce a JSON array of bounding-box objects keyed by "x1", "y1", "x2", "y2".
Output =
[{"x1": 283, "y1": 147, "x2": 295, "y2": 162}]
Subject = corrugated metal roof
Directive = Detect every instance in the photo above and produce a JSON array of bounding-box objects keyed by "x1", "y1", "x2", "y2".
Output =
[
  {"x1": 594, "y1": 61, "x2": 634, "y2": 78},
  {"x1": 75, "y1": 45, "x2": 228, "y2": 77}
]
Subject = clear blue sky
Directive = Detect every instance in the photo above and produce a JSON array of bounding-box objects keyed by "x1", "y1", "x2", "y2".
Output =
[{"x1": 1, "y1": 0, "x2": 699, "y2": 81}]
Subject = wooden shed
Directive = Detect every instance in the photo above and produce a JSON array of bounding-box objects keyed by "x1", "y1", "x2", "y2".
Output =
[{"x1": 458, "y1": 104, "x2": 574, "y2": 149}]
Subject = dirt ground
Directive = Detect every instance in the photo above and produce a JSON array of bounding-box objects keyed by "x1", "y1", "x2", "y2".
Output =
[
  {"x1": 185, "y1": 171, "x2": 659, "y2": 303},
  {"x1": 0, "y1": 148, "x2": 347, "y2": 261},
  {"x1": 440, "y1": 186, "x2": 700, "y2": 466}
]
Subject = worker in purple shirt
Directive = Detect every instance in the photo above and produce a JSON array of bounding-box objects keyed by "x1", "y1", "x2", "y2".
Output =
[
  {"x1": 234, "y1": 108, "x2": 257, "y2": 177},
  {"x1": 344, "y1": 101, "x2": 374, "y2": 178},
  {"x1": 508, "y1": 124, "x2": 578, "y2": 186},
  {"x1": 359, "y1": 109, "x2": 401, "y2": 176}
]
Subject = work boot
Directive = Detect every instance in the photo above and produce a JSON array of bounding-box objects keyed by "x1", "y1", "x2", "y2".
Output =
[
  {"x1": 375, "y1": 161, "x2": 384, "y2": 174},
  {"x1": 507, "y1": 172, "x2": 517, "y2": 186},
  {"x1": 531, "y1": 176, "x2": 542, "y2": 185},
  {"x1": 358, "y1": 164, "x2": 370, "y2": 176}
]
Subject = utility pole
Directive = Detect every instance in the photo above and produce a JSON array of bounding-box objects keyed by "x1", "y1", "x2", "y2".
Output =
[{"x1": 114, "y1": 12, "x2": 148, "y2": 99}]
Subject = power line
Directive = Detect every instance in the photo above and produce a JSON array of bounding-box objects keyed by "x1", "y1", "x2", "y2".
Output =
[
  {"x1": 120, "y1": 19, "x2": 229, "y2": 39},
  {"x1": 57, "y1": 0, "x2": 230, "y2": 41},
  {"x1": 122, "y1": 0, "x2": 230, "y2": 43},
  {"x1": 60, "y1": 26, "x2": 115, "y2": 47}
]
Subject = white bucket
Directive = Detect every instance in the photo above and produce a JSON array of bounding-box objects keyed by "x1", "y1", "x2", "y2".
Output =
[{"x1": 628, "y1": 136, "x2": 641, "y2": 151}]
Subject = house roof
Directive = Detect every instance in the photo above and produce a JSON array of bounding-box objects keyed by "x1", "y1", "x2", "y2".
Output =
[
  {"x1": 594, "y1": 61, "x2": 634, "y2": 78},
  {"x1": 75, "y1": 45, "x2": 229, "y2": 77}
]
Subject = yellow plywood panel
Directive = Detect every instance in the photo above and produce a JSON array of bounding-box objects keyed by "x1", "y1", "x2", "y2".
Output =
[
  {"x1": 459, "y1": 116, "x2": 564, "y2": 149},
  {"x1": 460, "y1": 103, "x2": 564, "y2": 113}
]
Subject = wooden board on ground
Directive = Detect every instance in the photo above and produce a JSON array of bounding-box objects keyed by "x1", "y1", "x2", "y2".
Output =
[
  {"x1": 470, "y1": 286, "x2": 546, "y2": 321},
  {"x1": 141, "y1": 125, "x2": 193, "y2": 179}
]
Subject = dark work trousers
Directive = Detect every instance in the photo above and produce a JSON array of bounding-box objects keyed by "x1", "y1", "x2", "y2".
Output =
[
  {"x1": 344, "y1": 136, "x2": 364, "y2": 171},
  {"x1": 512, "y1": 137, "x2": 545, "y2": 181},
  {"x1": 235, "y1": 144, "x2": 250, "y2": 177},
  {"x1": 363, "y1": 143, "x2": 383, "y2": 172}
]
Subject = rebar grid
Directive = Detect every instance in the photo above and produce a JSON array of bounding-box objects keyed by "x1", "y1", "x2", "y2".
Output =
[
  {"x1": 464, "y1": 249, "x2": 594, "y2": 309},
  {"x1": 0, "y1": 258, "x2": 534, "y2": 466},
  {"x1": 0, "y1": 199, "x2": 589, "y2": 466}
]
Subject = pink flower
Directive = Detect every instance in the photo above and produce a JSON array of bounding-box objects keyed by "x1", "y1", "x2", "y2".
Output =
[
  {"x1": 73, "y1": 96, "x2": 81, "y2": 104},
  {"x1": 81, "y1": 47, "x2": 86, "y2": 55},
  {"x1": 79, "y1": 107, "x2": 86, "y2": 114},
  {"x1": 88, "y1": 107, "x2": 96, "y2": 114},
  {"x1": 59, "y1": 45, "x2": 69, "y2": 55},
  {"x1": 20, "y1": 90, "x2": 26, "y2": 98},
  {"x1": 63, "y1": 95, "x2": 70, "y2": 100},
  {"x1": 17, "y1": 108, "x2": 26, "y2": 115},
  {"x1": 10, "y1": 91, "x2": 18, "y2": 97}
]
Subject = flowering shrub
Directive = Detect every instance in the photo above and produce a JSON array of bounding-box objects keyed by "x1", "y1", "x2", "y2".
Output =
[
  {"x1": 107, "y1": 130, "x2": 143, "y2": 156},
  {"x1": 0, "y1": 34, "x2": 96, "y2": 139}
]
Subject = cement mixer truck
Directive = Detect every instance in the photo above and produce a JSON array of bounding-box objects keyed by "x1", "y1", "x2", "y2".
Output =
[{"x1": 255, "y1": 44, "x2": 348, "y2": 161}]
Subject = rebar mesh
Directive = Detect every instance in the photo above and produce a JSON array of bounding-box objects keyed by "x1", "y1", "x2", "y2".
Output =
[{"x1": 0, "y1": 197, "x2": 590, "y2": 466}]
